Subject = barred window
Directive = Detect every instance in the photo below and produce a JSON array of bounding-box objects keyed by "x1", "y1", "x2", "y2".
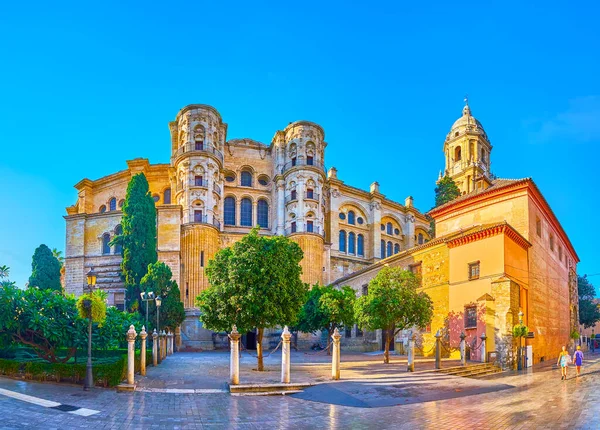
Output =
[
  {"x1": 468, "y1": 261, "x2": 480, "y2": 280},
  {"x1": 465, "y1": 306, "x2": 477, "y2": 328}
]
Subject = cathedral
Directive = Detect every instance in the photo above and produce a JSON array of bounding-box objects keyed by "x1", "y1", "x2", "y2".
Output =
[
  {"x1": 64, "y1": 103, "x2": 431, "y2": 347},
  {"x1": 64, "y1": 102, "x2": 579, "y2": 365}
]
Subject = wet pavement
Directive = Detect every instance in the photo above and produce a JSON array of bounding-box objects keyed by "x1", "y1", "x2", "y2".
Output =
[{"x1": 1, "y1": 352, "x2": 600, "y2": 429}]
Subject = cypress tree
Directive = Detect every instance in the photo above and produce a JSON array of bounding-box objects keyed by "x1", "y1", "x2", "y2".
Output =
[
  {"x1": 29, "y1": 244, "x2": 62, "y2": 291},
  {"x1": 434, "y1": 176, "x2": 461, "y2": 207},
  {"x1": 116, "y1": 173, "x2": 157, "y2": 311}
]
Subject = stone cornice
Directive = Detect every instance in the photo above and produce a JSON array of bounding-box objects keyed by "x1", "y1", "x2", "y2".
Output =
[{"x1": 446, "y1": 222, "x2": 532, "y2": 250}]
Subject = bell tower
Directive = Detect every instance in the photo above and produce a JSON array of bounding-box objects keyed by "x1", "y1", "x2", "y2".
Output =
[{"x1": 443, "y1": 99, "x2": 493, "y2": 194}]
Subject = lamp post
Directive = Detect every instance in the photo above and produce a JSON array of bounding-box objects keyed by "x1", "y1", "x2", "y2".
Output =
[
  {"x1": 140, "y1": 291, "x2": 155, "y2": 326},
  {"x1": 155, "y1": 296, "x2": 162, "y2": 363},
  {"x1": 518, "y1": 310, "x2": 524, "y2": 370},
  {"x1": 83, "y1": 267, "x2": 97, "y2": 391}
]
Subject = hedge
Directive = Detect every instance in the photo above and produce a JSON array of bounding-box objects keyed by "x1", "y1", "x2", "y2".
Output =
[{"x1": 0, "y1": 349, "x2": 153, "y2": 387}]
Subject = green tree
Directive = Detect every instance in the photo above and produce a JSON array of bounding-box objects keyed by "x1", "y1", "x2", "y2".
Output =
[
  {"x1": 197, "y1": 227, "x2": 307, "y2": 370},
  {"x1": 354, "y1": 267, "x2": 434, "y2": 364},
  {"x1": 434, "y1": 176, "x2": 461, "y2": 207},
  {"x1": 0, "y1": 265, "x2": 15, "y2": 288},
  {"x1": 28, "y1": 244, "x2": 62, "y2": 291},
  {"x1": 113, "y1": 173, "x2": 157, "y2": 311},
  {"x1": 140, "y1": 262, "x2": 186, "y2": 331},
  {"x1": 96, "y1": 306, "x2": 145, "y2": 350},
  {"x1": 52, "y1": 248, "x2": 64, "y2": 269},
  {"x1": 0, "y1": 285, "x2": 84, "y2": 362},
  {"x1": 578, "y1": 275, "x2": 600, "y2": 328},
  {"x1": 296, "y1": 284, "x2": 356, "y2": 354}
]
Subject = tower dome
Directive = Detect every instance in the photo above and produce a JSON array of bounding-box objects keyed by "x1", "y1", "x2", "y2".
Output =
[{"x1": 447, "y1": 103, "x2": 487, "y2": 140}]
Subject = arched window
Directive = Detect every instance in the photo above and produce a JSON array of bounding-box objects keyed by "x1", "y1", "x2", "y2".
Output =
[
  {"x1": 240, "y1": 198, "x2": 252, "y2": 226},
  {"x1": 348, "y1": 232, "x2": 356, "y2": 254},
  {"x1": 455, "y1": 146, "x2": 462, "y2": 161},
  {"x1": 99, "y1": 205, "x2": 106, "y2": 213},
  {"x1": 387, "y1": 241, "x2": 393, "y2": 257},
  {"x1": 418, "y1": 233, "x2": 424, "y2": 245},
  {"x1": 394, "y1": 243, "x2": 400, "y2": 254},
  {"x1": 163, "y1": 188, "x2": 171, "y2": 204},
  {"x1": 291, "y1": 221, "x2": 297, "y2": 233},
  {"x1": 387, "y1": 222, "x2": 393, "y2": 235},
  {"x1": 357, "y1": 234, "x2": 364, "y2": 256},
  {"x1": 102, "y1": 233, "x2": 111, "y2": 255},
  {"x1": 194, "y1": 125, "x2": 205, "y2": 150},
  {"x1": 348, "y1": 211, "x2": 355, "y2": 225},
  {"x1": 257, "y1": 200, "x2": 269, "y2": 228},
  {"x1": 339, "y1": 231, "x2": 347, "y2": 252},
  {"x1": 381, "y1": 240, "x2": 386, "y2": 258},
  {"x1": 109, "y1": 198, "x2": 117, "y2": 211},
  {"x1": 241, "y1": 171, "x2": 252, "y2": 187},
  {"x1": 224, "y1": 197, "x2": 236, "y2": 226},
  {"x1": 114, "y1": 225, "x2": 123, "y2": 255}
]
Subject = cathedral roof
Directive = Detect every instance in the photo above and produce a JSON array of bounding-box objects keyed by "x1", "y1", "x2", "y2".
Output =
[{"x1": 447, "y1": 104, "x2": 488, "y2": 140}]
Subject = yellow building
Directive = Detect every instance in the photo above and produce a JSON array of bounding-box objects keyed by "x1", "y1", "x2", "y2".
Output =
[
  {"x1": 64, "y1": 104, "x2": 431, "y2": 348},
  {"x1": 332, "y1": 103, "x2": 579, "y2": 367}
]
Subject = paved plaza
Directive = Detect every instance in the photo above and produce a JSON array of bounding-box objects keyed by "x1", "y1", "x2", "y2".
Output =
[{"x1": 1, "y1": 351, "x2": 600, "y2": 429}]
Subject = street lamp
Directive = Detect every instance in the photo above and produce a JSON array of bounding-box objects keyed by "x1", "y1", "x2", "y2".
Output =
[
  {"x1": 155, "y1": 296, "x2": 162, "y2": 363},
  {"x1": 83, "y1": 267, "x2": 97, "y2": 391},
  {"x1": 140, "y1": 291, "x2": 155, "y2": 325},
  {"x1": 518, "y1": 310, "x2": 524, "y2": 370}
]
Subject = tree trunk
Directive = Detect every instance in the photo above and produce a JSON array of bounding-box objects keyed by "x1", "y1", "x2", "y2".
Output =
[
  {"x1": 256, "y1": 327, "x2": 264, "y2": 371},
  {"x1": 384, "y1": 329, "x2": 391, "y2": 364},
  {"x1": 326, "y1": 325, "x2": 333, "y2": 356}
]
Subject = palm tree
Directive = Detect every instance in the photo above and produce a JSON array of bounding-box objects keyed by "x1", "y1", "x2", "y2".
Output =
[
  {"x1": 0, "y1": 265, "x2": 9, "y2": 279},
  {"x1": 52, "y1": 248, "x2": 64, "y2": 269}
]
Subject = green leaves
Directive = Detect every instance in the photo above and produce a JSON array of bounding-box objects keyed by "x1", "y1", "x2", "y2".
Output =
[
  {"x1": 512, "y1": 324, "x2": 528, "y2": 338},
  {"x1": 578, "y1": 275, "x2": 600, "y2": 329},
  {"x1": 296, "y1": 284, "x2": 356, "y2": 335},
  {"x1": 28, "y1": 244, "x2": 62, "y2": 291},
  {"x1": 140, "y1": 262, "x2": 185, "y2": 331},
  {"x1": 434, "y1": 176, "x2": 461, "y2": 207},
  {"x1": 354, "y1": 267, "x2": 433, "y2": 333},
  {"x1": 76, "y1": 290, "x2": 107, "y2": 323},
  {"x1": 197, "y1": 227, "x2": 307, "y2": 334},
  {"x1": 117, "y1": 173, "x2": 158, "y2": 309}
]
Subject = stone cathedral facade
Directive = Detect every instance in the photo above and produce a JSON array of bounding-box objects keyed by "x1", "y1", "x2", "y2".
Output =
[{"x1": 64, "y1": 104, "x2": 431, "y2": 346}]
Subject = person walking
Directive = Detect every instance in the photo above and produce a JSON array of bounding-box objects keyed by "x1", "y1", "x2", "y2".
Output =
[
  {"x1": 573, "y1": 345, "x2": 584, "y2": 377},
  {"x1": 557, "y1": 345, "x2": 569, "y2": 380}
]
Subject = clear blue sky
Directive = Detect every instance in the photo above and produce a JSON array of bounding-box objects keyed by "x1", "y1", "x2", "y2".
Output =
[{"x1": 1, "y1": 1, "x2": 598, "y2": 291}]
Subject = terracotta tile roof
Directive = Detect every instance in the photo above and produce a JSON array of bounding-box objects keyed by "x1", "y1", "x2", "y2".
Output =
[{"x1": 429, "y1": 178, "x2": 531, "y2": 214}]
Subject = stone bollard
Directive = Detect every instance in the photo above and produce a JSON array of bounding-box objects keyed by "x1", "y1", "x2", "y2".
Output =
[
  {"x1": 229, "y1": 325, "x2": 241, "y2": 385},
  {"x1": 140, "y1": 326, "x2": 147, "y2": 376},
  {"x1": 126, "y1": 324, "x2": 137, "y2": 385},
  {"x1": 281, "y1": 326, "x2": 292, "y2": 384},
  {"x1": 160, "y1": 331, "x2": 167, "y2": 360},
  {"x1": 434, "y1": 329, "x2": 442, "y2": 369},
  {"x1": 167, "y1": 331, "x2": 174, "y2": 356},
  {"x1": 175, "y1": 326, "x2": 182, "y2": 351},
  {"x1": 331, "y1": 327, "x2": 342, "y2": 380},
  {"x1": 460, "y1": 331, "x2": 466, "y2": 366},
  {"x1": 407, "y1": 332, "x2": 416, "y2": 372},
  {"x1": 481, "y1": 332, "x2": 487, "y2": 363},
  {"x1": 152, "y1": 329, "x2": 158, "y2": 366}
]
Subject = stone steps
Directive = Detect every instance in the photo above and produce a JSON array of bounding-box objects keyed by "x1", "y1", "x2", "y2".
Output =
[
  {"x1": 229, "y1": 382, "x2": 313, "y2": 395},
  {"x1": 436, "y1": 362, "x2": 502, "y2": 378}
]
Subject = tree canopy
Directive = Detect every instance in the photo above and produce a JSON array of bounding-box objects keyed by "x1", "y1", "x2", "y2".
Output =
[
  {"x1": 197, "y1": 227, "x2": 307, "y2": 370},
  {"x1": 114, "y1": 173, "x2": 157, "y2": 310},
  {"x1": 28, "y1": 244, "x2": 62, "y2": 291},
  {"x1": 578, "y1": 275, "x2": 600, "y2": 329},
  {"x1": 140, "y1": 261, "x2": 186, "y2": 331},
  {"x1": 354, "y1": 267, "x2": 433, "y2": 363},
  {"x1": 296, "y1": 284, "x2": 355, "y2": 352},
  {"x1": 434, "y1": 176, "x2": 461, "y2": 207}
]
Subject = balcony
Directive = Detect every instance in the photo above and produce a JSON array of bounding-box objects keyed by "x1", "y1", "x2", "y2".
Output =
[
  {"x1": 188, "y1": 214, "x2": 221, "y2": 229},
  {"x1": 280, "y1": 158, "x2": 325, "y2": 175},
  {"x1": 284, "y1": 225, "x2": 324, "y2": 236},
  {"x1": 172, "y1": 143, "x2": 224, "y2": 164},
  {"x1": 285, "y1": 193, "x2": 298, "y2": 204},
  {"x1": 188, "y1": 180, "x2": 222, "y2": 195},
  {"x1": 304, "y1": 192, "x2": 319, "y2": 201}
]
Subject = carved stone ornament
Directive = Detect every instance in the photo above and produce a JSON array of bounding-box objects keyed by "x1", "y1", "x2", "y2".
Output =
[
  {"x1": 331, "y1": 189, "x2": 341, "y2": 198},
  {"x1": 369, "y1": 202, "x2": 381, "y2": 211}
]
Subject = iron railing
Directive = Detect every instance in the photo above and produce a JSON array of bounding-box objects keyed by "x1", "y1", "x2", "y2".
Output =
[
  {"x1": 171, "y1": 143, "x2": 224, "y2": 163},
  {"x1": 280, "y1": 158, "x2": 325, "y2": 174},
  {"x1": 189, "y1": 214, "x2": 221, "y2": 229}
]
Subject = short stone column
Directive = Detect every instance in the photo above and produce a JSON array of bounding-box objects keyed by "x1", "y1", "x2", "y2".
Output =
[
  {"x1": 281, "y1": 326, "x2": 292, "y2": 384},
  {"x1": 175, "y1": 326, "x2": 182, "y2": 350},
  {"x1": 434, "y1": 329, "x2": 442, "y2": 369},
  {"x1": 229, "y1": 325, "x2": 241, "y2": 385},
  {"x1": 460, "y1": 331, "x2": 466, "y2": 366},
  {"x1": 407, "y1": 332, "x2": 416, "y2": 372},
  {"x1": 152, "y1": 329, "x2": 158, "y2": 366},
  {"x1": 167, "y1": 331, "x2": 174, "y2": 356},
  {"x1": 480, "y1": 332, "x2": 487, "y2": 363},
  {"x1": 126, "y1": 324, "x2": 137, "y2": 385},
  {"x1": 331, "y1": 327, "x2": 341, "y2": 380},
  {"x1": 140, "y1": 326, "x2": 147, "y2": 376},
  {"x1": 160, "y1": 331, "x2": 167, "y2": 360}
]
